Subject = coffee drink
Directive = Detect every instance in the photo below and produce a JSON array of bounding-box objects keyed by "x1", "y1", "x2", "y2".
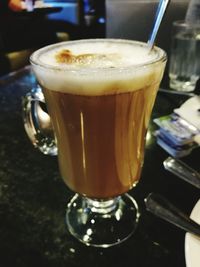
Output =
[{"x1": 31, "y1": 39, "x2": 166, "y2": 199}]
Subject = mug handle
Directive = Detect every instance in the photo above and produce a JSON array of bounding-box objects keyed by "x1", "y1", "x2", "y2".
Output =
[{"x1": 22, "y1": 85, "x2": 58, "y2": 156}]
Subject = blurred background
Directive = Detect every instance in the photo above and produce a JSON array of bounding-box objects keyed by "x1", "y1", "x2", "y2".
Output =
[
  {"x1": 0, "y1": 0, "x2": 190, "y2": 78},
  {"x1": 0, "y1": 0, "x2": 105, "y2": 76}
]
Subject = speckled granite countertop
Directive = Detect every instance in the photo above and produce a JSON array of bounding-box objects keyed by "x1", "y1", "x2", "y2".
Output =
[{"x1": 0, "y1": 67, "x2": 199, "y2": 267}]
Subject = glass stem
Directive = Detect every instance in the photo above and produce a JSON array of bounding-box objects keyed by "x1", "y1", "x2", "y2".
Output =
[{"x1": 84, "y1": 196, "x2": 121, "y2": 214}]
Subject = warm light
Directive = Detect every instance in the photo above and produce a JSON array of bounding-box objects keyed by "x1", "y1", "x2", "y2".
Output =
[{"x1": 146, "y1": 130, "x2": 152, "y2": 146}]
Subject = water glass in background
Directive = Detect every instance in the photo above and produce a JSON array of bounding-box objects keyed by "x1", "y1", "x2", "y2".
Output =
[{"x1": 169, "y1": 20, "x2": 200, "y2": 92}]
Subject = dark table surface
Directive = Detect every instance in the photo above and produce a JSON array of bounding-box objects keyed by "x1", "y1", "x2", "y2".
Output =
[{"x1": 0, "y1": 67, "x2": 199, "y2": 267}]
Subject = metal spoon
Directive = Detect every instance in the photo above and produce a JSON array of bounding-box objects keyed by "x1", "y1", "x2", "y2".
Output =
[
  {"x1": 145, "y1": 193, "x2": 200, "y2": 237},
  {"x1": 163, "y1": 157, "x2": 200, "y2": 189},
  {"x1": 148, "y1": 0, "x2": 171, "y2": 50}
]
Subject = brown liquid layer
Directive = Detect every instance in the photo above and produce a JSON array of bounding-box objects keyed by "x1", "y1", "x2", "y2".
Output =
[{"x1": 43, "y1": 83, "x2": 159, "y2": 198}]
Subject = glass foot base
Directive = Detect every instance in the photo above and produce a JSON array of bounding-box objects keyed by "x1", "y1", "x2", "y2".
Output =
[
  {"x1": 66, "y1": 193, "x2": 140, "y2": 248},
  {"x1": 169, "y1": 79, "x2": 196, "y2": 92}
]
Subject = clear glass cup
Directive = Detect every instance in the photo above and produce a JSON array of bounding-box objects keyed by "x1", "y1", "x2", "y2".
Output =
[
  {"x1": 30, "y1": 39, "x2": 166, "y2": 247},
  {"x1": 169, "y1": 20, "x2": 200, "y2": 92}
]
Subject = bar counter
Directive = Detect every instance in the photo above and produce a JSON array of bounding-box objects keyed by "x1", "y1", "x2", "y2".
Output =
[
  {"x1": 0, "y1": 67, "x2": 199, "y2": 267},
  {"x1": 12, "y1": 6, "x2": 63, "y2": 17}
]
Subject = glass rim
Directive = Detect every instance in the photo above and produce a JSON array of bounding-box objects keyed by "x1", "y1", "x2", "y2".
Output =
[{"x1": 30, "y1": 38, "x2": 167, "y2": 74}]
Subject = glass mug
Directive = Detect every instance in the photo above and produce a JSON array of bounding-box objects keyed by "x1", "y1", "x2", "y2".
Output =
[{"x1": 25, "y1": 39, "x2": 166, "y2": 247}]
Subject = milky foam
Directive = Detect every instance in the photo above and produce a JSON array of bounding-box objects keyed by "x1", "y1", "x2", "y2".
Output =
[{"x1": 31, "y1": 39, "x2": 166, "y2": 95}]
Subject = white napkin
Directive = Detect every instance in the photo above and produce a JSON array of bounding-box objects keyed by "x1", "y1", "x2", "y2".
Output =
[{"x1": 174, "y1": 96, "x2": 200, "y2": 131}]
